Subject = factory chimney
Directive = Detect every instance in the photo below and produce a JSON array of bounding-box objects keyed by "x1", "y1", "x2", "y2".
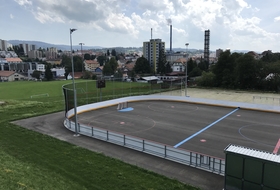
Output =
[{"x1": 166, "y1": 18, "x2": 172, "y2": 53}]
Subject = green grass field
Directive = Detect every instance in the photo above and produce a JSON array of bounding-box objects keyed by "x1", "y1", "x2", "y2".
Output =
[{"x1": 0, "y1": 80, "x2": 199, "y2": 190}]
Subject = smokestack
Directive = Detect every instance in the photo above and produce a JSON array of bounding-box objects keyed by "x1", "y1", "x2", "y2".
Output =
[
  {"x1": 170, "y1": 25, "x2": 172, "y2": 52},
  {"x1": 166, "y1": 18, "x2": 172, "y2": 53},
  {"x1": 151, "y1": 28, "x2": 152, "y2": 39}
]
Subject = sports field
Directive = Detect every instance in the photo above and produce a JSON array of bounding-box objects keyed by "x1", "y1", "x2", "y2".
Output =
[{"x1": 0, "y1": 80, "x2": 199, "y2": 190}]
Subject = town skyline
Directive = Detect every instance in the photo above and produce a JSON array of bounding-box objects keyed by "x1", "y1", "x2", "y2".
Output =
[
  {"x1": 1, "y1": 0, "x2": 280, "y2": 52},
  {"x1": 3, "y1": 39, "x2": 276, "y2": 54}
]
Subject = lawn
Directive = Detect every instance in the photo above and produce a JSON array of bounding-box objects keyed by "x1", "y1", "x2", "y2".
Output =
[{"x1": 0, "y1": 80, "x2": 199, "y2": 190}]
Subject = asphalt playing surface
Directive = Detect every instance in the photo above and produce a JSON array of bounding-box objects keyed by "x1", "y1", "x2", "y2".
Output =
[
  {"x1": 13, "y1": 98, "x2": 280, "y2": 190},
  {"x1": 78, "y1": 100, "x2": 280, "y2": 158}
]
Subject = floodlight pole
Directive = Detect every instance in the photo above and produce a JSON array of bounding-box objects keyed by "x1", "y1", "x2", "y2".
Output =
[
  {"x1": 70, "y1": 28, "x2": 79, "y2": 137},
  {"x1": 185, "y1": 43, "x2": 189, "y2": 97},
  {"x1": 79, "y1": 42, "x2": 84, "y2": 75}
]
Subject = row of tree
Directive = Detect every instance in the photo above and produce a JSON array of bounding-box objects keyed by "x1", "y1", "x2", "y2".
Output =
[{"x1": 198, "y1": 51, "x2": 280, "y2": 92}]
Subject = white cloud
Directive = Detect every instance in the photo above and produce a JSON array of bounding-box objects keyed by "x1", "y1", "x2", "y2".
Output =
[
  {"x1": 10, "y1": 14, "x2": 14, "y2": 19},
  {"x1": 14, "y1": 0, "x2": 32, "y2": 6},
  {"x1": 11, "y1": 0, "x2": 280, "y2": 51},
  {"x1": 274, "y1": 16, "x2": 280, "y2": 22}
]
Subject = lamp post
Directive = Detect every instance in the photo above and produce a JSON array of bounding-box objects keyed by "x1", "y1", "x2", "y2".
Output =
[
  {"x1": 79, "y1": 42, "x2": 84, "y2": 75},
  {"x1": 70, "y1": 28, "x2": 79, "y2": 137},
  {"x1": 185, "y1": 43, "x2": 189, "y2": 97}
]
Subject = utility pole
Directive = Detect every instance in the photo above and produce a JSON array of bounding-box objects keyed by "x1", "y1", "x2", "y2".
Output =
[
  {"x1": 70, "y1": 28, "x2": 79, "y2": 136},
  {"x1": 79, "y1": 42, "x2": 84, "y2": 75},
  {"x1": 185, "y1": 43, "x2": 189, "y2": 97}
]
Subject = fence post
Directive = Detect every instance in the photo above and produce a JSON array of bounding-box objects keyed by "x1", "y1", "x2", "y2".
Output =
[
  {"x1": 219, "y1": 159, "x2": 222, "y2": 174},
  {"x1": 190, "y1": 152, "x2": 192, "y2": 165},
  {"x1": 143, "y1": 140, "x2": 145, "y2": 151}
]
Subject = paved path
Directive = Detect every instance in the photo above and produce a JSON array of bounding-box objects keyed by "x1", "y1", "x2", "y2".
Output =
[{"x1": 12, "y1": 88, "x2": 280, "y2": 190}]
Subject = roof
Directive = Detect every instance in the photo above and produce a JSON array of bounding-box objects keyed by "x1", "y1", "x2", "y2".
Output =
[
  {"x1": 0, "y1": 71, "x2": 16, "y2": 77},
  {"x1": 140, "y1": 76, "x2": 160, "y2": 81},
  {"x1": 224, "y1": 144, "x2": 280, "y2": 163},
  {"x1": 174, "y1": 58, "x2": 187, "y2": 63},
  {"x1": 125, "y1": 62, "x2": 135, "y2": 70},
  {"x1": 69, "y1": 72, "x2": 83, "y2": 78},
  {"x1": 5, "y1": 58, "x2": 22, "y2": 62},
  {"x1": 84, "y1": 60, "x2": 99, "y2": 65}
]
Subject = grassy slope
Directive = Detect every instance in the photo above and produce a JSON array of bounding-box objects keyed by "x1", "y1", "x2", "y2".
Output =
[{"x1": 0, "y1": 80, "x2": 199, "y2": 190}]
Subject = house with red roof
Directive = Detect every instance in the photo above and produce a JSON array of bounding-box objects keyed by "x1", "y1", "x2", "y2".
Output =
[{"x1": 0, "y1": 71, "x2": 26, "y2": 82}]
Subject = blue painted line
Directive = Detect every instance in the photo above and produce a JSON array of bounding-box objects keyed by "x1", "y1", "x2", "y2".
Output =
[
  {"x1": 118, "y1": 107, "x2": 134, "y2": 112},
  {"x1": 174, "y1": 107, "x2": 240, "y2": 148}
]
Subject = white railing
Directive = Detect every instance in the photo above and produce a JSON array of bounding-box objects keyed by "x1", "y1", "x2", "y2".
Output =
[{"x1": 64, "y1": 118, "x2": 225, "y2": 175}]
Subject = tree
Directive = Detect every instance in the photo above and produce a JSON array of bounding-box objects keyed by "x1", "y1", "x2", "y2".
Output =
[
  {"x1": 134, "y1": 56, "x2": 151, "y2": 74},
  {"x1": 111, "y1": 49, "x2": 117, "y2": 57},
  {"x1": 60, "y1": 55, "x2": 71, "y2": 67},
  {"x1": 84, "y1": 53, "x2": 91, "y2": 60},
  {"x1": 107, "y1": 49, "x2": 110, "y2": 56},
  {"x1": 189, "y1": 67, "x2": 202, "y2": 77},
  {"x1": 32, "y1": 70, "x2": 42, "y2": 79},
  {"x1": 165, "y1": 62, "x2": 172, "y2": 74},
  {"x1": 45, "y1": 64, "x2": 53, "y2": 81},
  {"x1": 82, "y1": 71, "x2": 92, "y2": 79},
  {"x1": 102, "y1": 57, "x2": 118, "y2": 76},
  {"x1": 97, "y1": 55, "x2": 106, "y2": 66},
  {"x1": 108, "y1": 57, "x2": 118, "y2": 73},
  {"x1": 197, "y1": 71, "x2": 216, "y2": 87},
  {"x1": 234, "y1": 54, "x2": 259, "y2": 89},
  {"x1": 102, "y1": 62, "x2": 113, "y2": 76},
  {"x1": 73, "y1": 56, "x2": 83, "y2": 72},
  {"x1": 212, "y1": 50, "x2": 239, "y2": 88},
  {"x1": 91, "y1": 55, "x2": 96, "y2": 60},
  {"x1": 198, "y1": 61, "x2": 206, "y2": 71},
  {"x1": 187, "y1": 58, "x2": 197, "y2": 75}
]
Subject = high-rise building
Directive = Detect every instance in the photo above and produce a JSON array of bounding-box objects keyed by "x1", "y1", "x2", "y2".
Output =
[
  {"x1": 0, "y1": 39, "x2": 8, "y2": 51},
  {"x1": 143, "y1": 39, "x2": 165, "y2": 73},
  {"x1": 204, "y1": 30, "x2": 210, "y2": 63}
]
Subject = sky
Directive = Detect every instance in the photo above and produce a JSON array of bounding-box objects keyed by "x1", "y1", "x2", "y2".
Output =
[{"x1": 1, "y1": 0, "x2": 280, "y2": 52}]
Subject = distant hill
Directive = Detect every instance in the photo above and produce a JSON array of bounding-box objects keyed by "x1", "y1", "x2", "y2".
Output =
[
  {"x1": 8, "y1": 40, "x2": 103, "y2": 51},
  {"x1": 8, "y1": 40, "x2": 240, "y2": 53}
]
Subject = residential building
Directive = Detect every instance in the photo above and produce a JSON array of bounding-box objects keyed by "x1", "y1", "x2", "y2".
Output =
[
  {"x1": 28, "y1": 50, "x2": 43, "y2": 59},
  {"x1": 19, "y1": 43, "x2": 35, "y2": 55},
  {"x1": 0, "y1": 58, "x2": 8, "y2": 71},
  {"x1": 143, "y1": 39, "x2": 165, "y2": 72},
  {"x1": 4, "y1": 58, "x2": 23, "y2": 71},
  {"x1": 0, "y1": 51, "x2": 18, "y2": 58},
  {"x1": 84, "y1": 60, "x2": 99, "y2": 72},
  {"x1": 46, "y1": 47, "x2": 58, "y2": 59},
  {"x1": 172, "y1": 58, "x2": 186, "y2": 72},
  {"x1": 0, "y1": 71, "x2": 26, "y2": 81}
]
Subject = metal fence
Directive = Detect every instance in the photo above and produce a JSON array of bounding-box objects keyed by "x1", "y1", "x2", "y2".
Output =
[
  {"x1": 62, "y1": 78, "x2": 187, "y2": 113},
  {"x1": 64, "y1": 118, "x2": 225, "y2": 175},
  {"x1": 253, "y1": 95, "x2": 280, "y2": 106}
]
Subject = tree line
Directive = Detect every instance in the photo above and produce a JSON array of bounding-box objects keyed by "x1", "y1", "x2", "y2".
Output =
[{"x1": 197, "y1": 50, "x2": 280, "y2": 92}]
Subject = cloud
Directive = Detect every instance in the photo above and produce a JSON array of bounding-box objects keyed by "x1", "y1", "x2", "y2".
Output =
[
  {"x1": 10, "y1": 14, "x2": 14, "y2": 19},
  {"x1": 274, "y1": 16, "x2": 280, "y2": 22},
  {"x1": 14, "y1": 0, "x2": 32, "y2": 6},
  {"x1": 13, "y1": 0, "x2": 280, "y2": 51}
]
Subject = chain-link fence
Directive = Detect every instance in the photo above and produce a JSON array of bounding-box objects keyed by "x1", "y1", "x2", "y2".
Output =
[{"x1": 62, "y1": 77, "x2": 187, "y2": 113}]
